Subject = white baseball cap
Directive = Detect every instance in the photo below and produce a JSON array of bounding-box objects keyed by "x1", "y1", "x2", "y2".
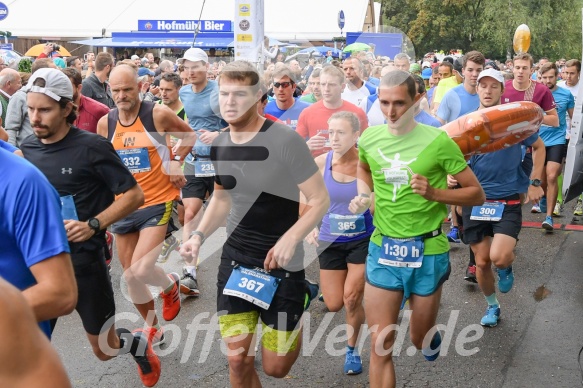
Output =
[
  {"x1": 130, "y1": 54, "x2": 140, "y2": 60},
  {"x1": 25, "y1": 68, "x2": 73, "y2": 101},
  {"x1": 177, "y1": 48, "x2": 208, "y2": 65},
  {"x1": 477, "y1": 68, "x2": 504, "y2": 83}
]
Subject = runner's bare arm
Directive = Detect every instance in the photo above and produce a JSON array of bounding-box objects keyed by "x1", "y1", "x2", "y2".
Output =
[
  {"x1": 526, "y1": 136, "x2": 545, "y2": 204},
  {"x1": 300, "y1": 154, "x2": 327, "y2": 216},
  {"x1": 410, "y1": 166, "x2": 485, "y2": 206},
  {"x1": 349, "y1": 160, "x2": 373, "y2": 214},
  {"x1": 96, "y1": 114, "x2": 108, "y2": 138},
  {"x1": 542, "y1": 108, "x2": 559, "y2": 127},
  {"x1": 265, "y1": 171, "x2": 330, "y2": 270},
  {"x1": 0, "y1": 278, "x2": 72, "y2": 388},
  {"x1": 153, "y1": 103, "x2": 197, "y2": 162},
  {"x1": 23, "y1": 252, "x2": 77, "y2": 322},
  {"x1": 65, "y1": 184, "x2": 145, "y2": 243},
  {"x1": 180, "y1": 183, "x2": 231, "y2": 260}
]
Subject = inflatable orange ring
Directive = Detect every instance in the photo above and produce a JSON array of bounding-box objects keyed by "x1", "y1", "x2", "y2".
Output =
[{"x1": 442, "y1": 101, "x2": 544, "y2": 159}]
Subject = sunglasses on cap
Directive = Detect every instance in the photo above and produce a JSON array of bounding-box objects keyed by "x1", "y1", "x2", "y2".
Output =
[{"x1": 273, "y1": 81, "x2": 294, "y2": 89}]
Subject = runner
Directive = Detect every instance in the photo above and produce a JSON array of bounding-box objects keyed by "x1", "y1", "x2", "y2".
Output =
[
  {"x1": 349, "y1": 70, "x2": 484, "y2": 387},
  {"x1": 178, "y1": 48, "x2": 226, "y2": 296},
  {"x1": 536, "y1": 62, "x2": 574, "y2": 230},
  {"x1": 157, "y1": 72, "x2": 187, "y2": 263},
  {"x1": 0, "y1": 145, "x2": 76, "y2": 338},
  {"x1": 297, "y1": 65, "x2": 368, "y2": 157},
  {"x1": 0, "y1": 277, "x2": 72, "y2": 388},
  {"x1": 264, "y1": 65, "x2": 310, "y2": 130},
  {"x1": 96, "y1": 64, "x2": 197, "y2": 348},
  {"x1": 305, "y1": 111, "x2": 374, "y2": 375},
  {"x1": 461, "y1": 69, "x2": 545, "y2": 327},
  {"x1": 20, "y1": 68, "x2": 161, "y2": 387},
  {"x1": 464, "y1": 52, "x2": 558, "y2": 282},
  {"x1": 180, "y1": 60, "x2": 329, "y2": 387}
]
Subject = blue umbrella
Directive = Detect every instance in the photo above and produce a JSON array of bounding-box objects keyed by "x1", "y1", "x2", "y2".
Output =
[{"x1": 298, "y1": 46, "x2": 342, "y2": 57}]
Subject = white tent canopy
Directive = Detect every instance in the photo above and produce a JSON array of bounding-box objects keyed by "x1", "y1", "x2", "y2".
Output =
[{"x1": 0, "y1": 0, "x2": 371, "y2": 41}]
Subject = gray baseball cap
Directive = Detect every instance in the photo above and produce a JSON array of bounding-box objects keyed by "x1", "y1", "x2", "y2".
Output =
[{"x1": 25, "y1": 68, "x2": 73, "y2": 101}]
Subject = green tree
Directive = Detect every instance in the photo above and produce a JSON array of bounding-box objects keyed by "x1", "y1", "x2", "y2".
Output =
[{"x1": 381, "y1": 0, "x2": 583, "y2": 60}]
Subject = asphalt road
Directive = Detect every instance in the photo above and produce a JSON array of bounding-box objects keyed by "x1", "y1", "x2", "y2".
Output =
[{"x1": 52, "y1": 204, "x2": 583, "y2": 388}]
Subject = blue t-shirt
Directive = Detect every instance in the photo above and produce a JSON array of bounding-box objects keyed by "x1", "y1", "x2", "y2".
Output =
[
  {"x1": 539, "y1": 86, "x2": 575, "y2": 146},
  {"x1": 436, "y1": 84, "x2": 479, "y2": 123},
  {"x1": 415, "y1": 110, "x2": 442, "y2": 128},
  {"x1": 179, "y1": 80, "x2": 225, "y2": 160},
  {"x1": 469, "y1": 132, "x2": 539, "y2": 198},
  {"x1": 0, "y1": 139, "x2": 17, "y2": 152},
  {"x1": 0, "y1": 148, "x2": 70, "y2": 338},
  {"x1": 264, "y1": 98, "x2": 310, "y2": 131},
  {"x1": 427, "y1": 87, "x2": 436, "y2": 104}
]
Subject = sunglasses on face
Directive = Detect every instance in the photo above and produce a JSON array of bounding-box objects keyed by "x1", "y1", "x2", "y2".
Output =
[{"x1": 273, "y1": 81, "x2": 293, "y2": 89}]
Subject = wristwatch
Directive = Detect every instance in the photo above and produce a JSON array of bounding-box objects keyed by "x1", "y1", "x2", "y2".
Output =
[
  {"x1": 87, "y1": 217, "x2": 101, "y2": 233},
  {"x1": 190, "y1": 230, "x2": 205, "y2": 243},
  {"x1": 172, "y1": 155, "x2": 183, "y2": 163},
  {"x1": 530, "y1": 179, "x2": 542, "y2": 187}
]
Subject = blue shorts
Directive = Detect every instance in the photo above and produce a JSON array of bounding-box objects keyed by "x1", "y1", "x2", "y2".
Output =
[{"x1": 365, "y1": 241, "x2": 451, "y2": 299}]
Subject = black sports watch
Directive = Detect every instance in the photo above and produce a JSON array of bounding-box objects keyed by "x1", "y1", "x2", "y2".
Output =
[
  {"x1": 87, "y1": 217, "x2": 101, "y2": 233},
  {"x1": 530, "y1": 179, "x2": 542, "y2": 187}
]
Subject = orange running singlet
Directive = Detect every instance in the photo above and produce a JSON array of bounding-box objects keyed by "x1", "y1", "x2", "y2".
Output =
[{"x1": 109, "y1": 101, "x2": 179, "y2": 208}]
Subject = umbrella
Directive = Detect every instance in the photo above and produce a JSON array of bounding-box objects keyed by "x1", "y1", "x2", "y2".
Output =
[
  {"x1": 343, "y1": 42, "x2": 371, "y2": 53},
  {"x1": 298, "y1": 46, "x2": 342, "y2": 57},
  {"x1": 25, "y1": 44, "x2": 71, "y2": 57}
]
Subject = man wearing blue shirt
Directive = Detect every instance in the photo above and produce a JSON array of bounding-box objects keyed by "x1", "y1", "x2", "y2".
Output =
[
  {"x1": 436, "y1": 51, "x2": 485, "y2": 125},
  {"x1": 0, "y1": 148, "x2": 77, "y2": 338},
  {"x1": 178, "y1": 48, "x2": 226, "y2": 296},
  {"x1": 461, "y1": 69, "x2": 545, "y2": 327},
  {"x1": 535, "y1": 63, "x2": 575, "y2": 230},
  {"x1": 265, "y1": 66, "x2": 310, "y2": 130}
]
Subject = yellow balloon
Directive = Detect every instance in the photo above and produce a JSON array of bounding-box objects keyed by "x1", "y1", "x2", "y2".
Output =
[{"x1": 513, "y1": 24, "x2": 531, "y2": 54}]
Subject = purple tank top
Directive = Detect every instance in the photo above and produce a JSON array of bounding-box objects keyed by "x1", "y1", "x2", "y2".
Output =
[{"x1": 319, "y1": 151, "x2": 374, "y2": 243}]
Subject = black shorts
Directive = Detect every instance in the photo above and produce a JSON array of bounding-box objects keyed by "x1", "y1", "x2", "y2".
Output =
[
  {"x1": 182, "y1": 162, "x2": 215, "y2": 200},
  {"x1": 545, "y1": 144, "x2": 567, "y2": 165},
  {"x1": 461, "y1": 197, "x2": 522, "y2": 244},
  {"x1": 317, "y1": 238, "x2": 369, "y2": 270},
  {"x1": 73, "y1": 251, "x2": 116, "y2": 335},
  {"x1": 216, "y1": 244, "x2": 305, "y2": 332},
  {"x1": 111, "y1": 201, "x2": 173, "y2": 234}
]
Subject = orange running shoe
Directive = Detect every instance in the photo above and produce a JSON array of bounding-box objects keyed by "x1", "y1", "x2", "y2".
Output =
[
  {"x1": 160, "y1": 272, "x2": 181, "y2": 321},
  {"x1": 131, "y1": 329, "x2": 161, "y2": 387},
  {"x1": 143, "y1": 326, "x2": 165, "y2": 347}
]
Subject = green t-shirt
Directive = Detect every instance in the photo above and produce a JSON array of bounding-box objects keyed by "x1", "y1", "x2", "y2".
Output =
[
  {"x1": 433, "y1": 76, "x2": 460, "y2": 104},
  {"x1": 358, "y1": 123, "x2": 467, "y2": 254},
  {"x1": 299, "y1": 93, "x2": 318, "y2": 104}
]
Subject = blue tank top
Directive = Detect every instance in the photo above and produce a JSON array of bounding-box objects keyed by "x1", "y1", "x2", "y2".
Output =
[{"x1": 319, "y1": 151, "x2": 374, "y2": 243}]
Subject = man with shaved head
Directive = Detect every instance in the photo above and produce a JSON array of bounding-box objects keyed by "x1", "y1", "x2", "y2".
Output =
[
  {"x1": 96, "y1": 65, "x2": 196, "y2": 370},
  {"x1": 0, "y1": 68, "x2": 22, "y2": 125}
]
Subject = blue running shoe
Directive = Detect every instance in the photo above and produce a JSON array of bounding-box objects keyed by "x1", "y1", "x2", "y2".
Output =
[
  {"x1": 422, "y1": 331, "x2": 442, "y2": 361},
  {"x1": 447, "y1": 227, "x2": 461, "y2": 243},
  {"x1": 539, "y1": 196, "x2": 547, "y2": 213},
  {"x1": 344, "y1": 349, "x2": 363, "y2": 375},
  {"x1": 480, "y1": 304, "x2": 501, "y2": 327},
  {"x1": 304, "y1": 279, "x2": 319, "y2": 310},
  {"x1": 497, "y1": 266, "x2": 514, "y2": 293},
  {"x1": 542, "y1": 216, "x2": 554, "y2": 231}
]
